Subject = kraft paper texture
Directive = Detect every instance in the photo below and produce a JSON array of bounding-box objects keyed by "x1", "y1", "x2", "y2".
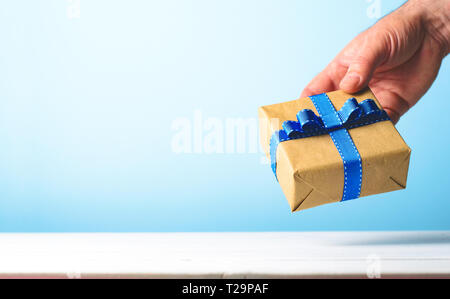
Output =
[{"x1": 259, "y1": 88, "x2": 411, "y2": 212}]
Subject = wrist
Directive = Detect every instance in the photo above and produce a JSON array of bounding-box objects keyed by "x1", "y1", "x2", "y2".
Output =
[{"x1": 406, "y1": 0, "x2": 450, "y2": 55}]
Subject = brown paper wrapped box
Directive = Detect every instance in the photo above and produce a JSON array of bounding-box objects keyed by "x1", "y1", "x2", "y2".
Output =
[{"x1": 259, "y1": 88, "x2": 411, "y2": 212}]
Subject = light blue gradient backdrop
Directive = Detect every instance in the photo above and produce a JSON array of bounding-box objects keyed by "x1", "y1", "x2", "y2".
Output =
[{"x1": 0, "y1": 0, "x2": 448, "y2": 232}]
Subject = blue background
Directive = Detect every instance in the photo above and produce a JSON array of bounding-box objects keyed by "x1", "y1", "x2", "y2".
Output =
[{"x1": 0, "y1": 0, "x2": 448, "y2": 232}]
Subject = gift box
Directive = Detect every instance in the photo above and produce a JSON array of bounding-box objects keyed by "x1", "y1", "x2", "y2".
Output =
[{"x1": 259, "y1": 88, "x2": 411, "y2": 212}]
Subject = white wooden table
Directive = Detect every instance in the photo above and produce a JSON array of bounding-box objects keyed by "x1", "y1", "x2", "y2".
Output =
[{"x1": 0, "y1": 232, "x2": 449, "y2": 278}]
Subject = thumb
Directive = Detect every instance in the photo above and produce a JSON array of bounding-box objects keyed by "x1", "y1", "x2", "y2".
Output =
[{"x1": 340, "y1": 34, "x2": 386, "y2": 93}]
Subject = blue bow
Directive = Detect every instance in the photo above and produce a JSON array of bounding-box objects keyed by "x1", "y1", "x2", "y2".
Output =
[{"x1": 269, "y1": 96, "x2": 390, "y2": 202}]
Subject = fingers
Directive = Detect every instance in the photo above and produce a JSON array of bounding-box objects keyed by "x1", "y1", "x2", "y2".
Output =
[
  {"x1": 383, "y1": 107, "x2": 400, "y2": 124},
  {"x1": 370, "y1": 86, "x2": 412, "y2": 125},
  {"x1": 339, "y1": 32, "x2": 387, "y2": 93},
  {"x1": 302, "y1": 30, "x2": 387, "y2": 98},
  {"x1": 302, "y1": 26, "x2": 392, "y2": 114},
  {"x1": 300, "y1": 70, "x2": 336, "y2": 98},
  {"x1": 300, "y1": 61, "x2": 347, "y2": 98}
]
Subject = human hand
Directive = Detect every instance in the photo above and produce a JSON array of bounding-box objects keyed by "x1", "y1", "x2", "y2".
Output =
[{"x1": 301, "y1": 0, "x2": 450, "y2": 123}]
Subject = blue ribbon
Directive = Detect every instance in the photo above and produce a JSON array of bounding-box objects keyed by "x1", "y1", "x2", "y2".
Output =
[{"x1": 269, "y1": 94, "x2": 390, "y2": 202}]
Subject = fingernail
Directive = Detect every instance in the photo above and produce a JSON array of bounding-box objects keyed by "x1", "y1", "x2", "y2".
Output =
[{"x1": 340, "y1": 72, "x2": 362, "y2": 91}]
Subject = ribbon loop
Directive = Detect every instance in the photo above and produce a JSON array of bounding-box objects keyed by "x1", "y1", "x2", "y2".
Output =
[
  {"x1": 282, "y1": 121, "x2": 303, "y2": 138},
  {"x1": 339, "y1": 98, "x2": 361, "y2": 124},
  {"x1": 297, "y1": 109, "x2": 324, "y2": 132},
  {"x1": 361, "y1": 99, "x2": 383, "y2": 117}
]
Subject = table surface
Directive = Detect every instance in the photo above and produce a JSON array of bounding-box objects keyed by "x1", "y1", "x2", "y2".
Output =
[{"x1": 0, "y1": 231, "x2": 449, "y2": 278}]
